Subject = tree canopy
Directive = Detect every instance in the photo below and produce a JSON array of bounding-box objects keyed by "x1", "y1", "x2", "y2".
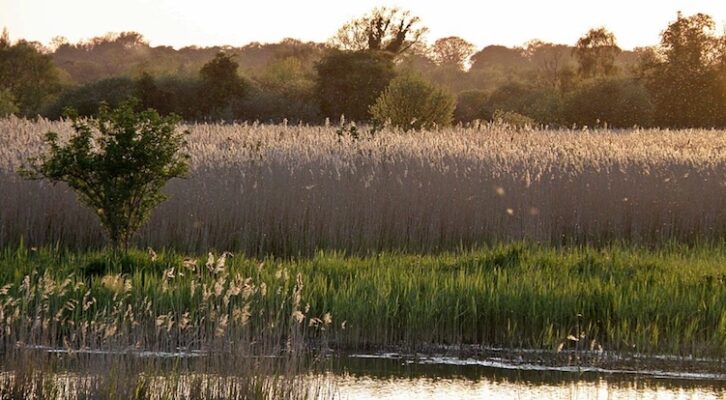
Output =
[{"x1": 329, "y1": 7, "x2": 428, "y2": 56}]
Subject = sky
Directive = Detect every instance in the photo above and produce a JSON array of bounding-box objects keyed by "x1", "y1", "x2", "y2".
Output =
[{"x1": 1, "y1": 0, "x2": 725, "y2": 51}]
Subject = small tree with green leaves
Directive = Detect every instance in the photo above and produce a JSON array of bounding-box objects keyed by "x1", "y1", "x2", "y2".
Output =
[
  {"x1": 23, "y1": 100, "x2": 189, "y2": 253},
  {"x1": 370, "y1": 74, "x2": 455, "y2": 131}
]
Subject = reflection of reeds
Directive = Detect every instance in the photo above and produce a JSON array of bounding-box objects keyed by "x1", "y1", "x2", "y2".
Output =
[{"x1": 1, "y1": 118, "x2": 724, "y2": 254}]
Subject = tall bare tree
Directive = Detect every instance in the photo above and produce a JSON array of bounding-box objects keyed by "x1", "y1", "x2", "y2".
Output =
[{"x1": 329, "y1": 7, "x2": 428, "y2": 56}]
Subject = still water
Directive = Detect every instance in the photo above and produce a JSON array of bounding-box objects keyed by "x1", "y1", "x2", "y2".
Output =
[{"x1": 330, "y1": 353, "x2": 726, "y2": 399}]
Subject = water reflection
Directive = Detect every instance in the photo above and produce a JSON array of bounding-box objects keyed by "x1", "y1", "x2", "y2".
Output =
[
  {"x1": 335, "y1": 376, "x2": 724, "y2": 400},
  {"x1": 330, "y1": 355, "x2": 726, "y2": 400}
]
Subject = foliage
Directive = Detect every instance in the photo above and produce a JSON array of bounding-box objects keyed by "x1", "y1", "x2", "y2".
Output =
[
  {"x1": 431, "y1": 36, "x2": 475, "y2": 70},
  {"x1": 315, "y1": 50, "x2": 396, "y2": 122},
  {"x1": 454, "y1": 90, "x2": 490, "y2": 123},
  {"x1": 329, "y1": 7, "x2": 428, "y2": 56},
  {"x1": 0, "y1": 88, "x2": 19, "y2": 117},
  {"x1": 370, "y1": 74, "x2": 455, "y2": 131},
  {"x1": 45, "y1": 77, "x2": 136, "y2": 118},
  {"x1": 563, "y1": 78, "x2": 654, "y2": 127},
  {"x1": 199, "y1": 52, "x2": 249, "y2": 120},
  {"x1": 22, "y1": 100, "x2": 189, "y2": 252},
  {"x1": 134, "y1": 72, "x2": 172, "y2": 114},
  {"x1": 641, "y1": 12, "x2": 726, "y2": 127},
  {"x1": 0, "y1": 33, "x2": 61, "y2": 116},
  {"x1": 524, "y1": 40, "x2": 577, "y2": 90},
  {"x1": 574, "y1": 27, "x2": 621, "y2": 78},
  {"x1": 492, "y1": 109, "x2": 536, "y2": 128},
  {"x1": 486, "y1": 82, "x2": 562, "y2": 125}
]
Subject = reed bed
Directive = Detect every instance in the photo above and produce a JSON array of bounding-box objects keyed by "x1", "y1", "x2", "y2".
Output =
[
  {"x1": 1, "y1": 244, "x2": 724, "y2": 358},
  {"x1": 0, "y1": 246, "x2": 336, "y2": 399},
  {"x1": 1, "y1": 118, "x2": 724, "y2": 254}
]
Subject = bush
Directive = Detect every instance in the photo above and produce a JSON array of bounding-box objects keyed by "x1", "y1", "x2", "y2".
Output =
[
  {"x1": 0, "y1": 88, "x2": 19, "y2": 116},
  {"x1": 315, "y1": 50, "x2": 396, "y2": 122},
  {"x1": 492, "y1": 109, "x2": 536, "y2": 128},
  {"x1": 23, "y1": 100, "x2": 189, "y2": 252},
  {"x1": 370, "y1": 74, "x2": 456, "y2": 131},
  {"x1": 563, "y1": 78, "x2": 654, "y2": 127},
  {"x1": 454, "y1": 90, "x2": 490, "y2": 123},
  {"x1": 486, "y1": 82, "x2": 563, "y2": 126},
  {"x1": 45, "y1": 77, "x2": 136, "y2": 118}
]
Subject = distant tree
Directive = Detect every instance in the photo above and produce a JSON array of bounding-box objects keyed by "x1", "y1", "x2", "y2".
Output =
[
  {"x1": 574, "y1": 27, "x2": 621, "y2": 78},
  {"x1": 431, "y1": 36, "x2": 475, "y2": 70},
  {"x1": 23, "y1": 100, "x2": 189, "y2": 253},
  {"x1": 486, "y1": 82, "x2": 563, "y2": 125},
  {"x1": 0, "y1": 88, "x2": 19, "y2": 117},
  {"x1": 470, "y1": 45, "x2": 527, "y2": 70},
  {"x1": 524, "y1": 40, "x2": 576, "y2": 90},
  {"x1": 454, "y1": 90, "x2": 490, "y2": 123},
  {"x1": 329, "y1": 7, "x2": 428, "y2": 56},
  {"x1": 315, "y1": 50, "x2": 396, "y2": 122},
  {"x1": 134, "y1": 72, "x2": 171, "y2": 114},
  {"x1": 370, "y1": 74, "x2": 455, "y2": 131},
  {"x1": 199, "y1": 52, "x2": 248, "y2": 119},
  {"x1": 563, "y1": 78, "x2": 654, "y2": 127},
  {"x1": 642, "y1": 12, "x2": 726, "y2": 127},
  {"x1": 45, "y1": 77, "x2": 136, "y2": 118},
  {"x1": 0, "y1": 30, "x2": 60, "y2": 116}
]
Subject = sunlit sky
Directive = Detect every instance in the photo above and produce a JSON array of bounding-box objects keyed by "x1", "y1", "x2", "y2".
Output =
[{"x1": 1, "y1": 0, "x2": 725, "y2": 50}]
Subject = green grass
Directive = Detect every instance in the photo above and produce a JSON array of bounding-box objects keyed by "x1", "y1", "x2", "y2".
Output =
[{"x1": 0, "y1": 243, "x2": 724, "y2": 357}]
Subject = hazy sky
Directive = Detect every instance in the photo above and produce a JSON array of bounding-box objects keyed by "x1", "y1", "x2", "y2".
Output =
[{"x1": 1, "y1": 0, "x2": 725, "y2": 50}]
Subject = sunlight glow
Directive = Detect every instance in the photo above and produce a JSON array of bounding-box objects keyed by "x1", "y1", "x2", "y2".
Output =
[{"x1": 1, "y1": 0, "x2": 725, "y2": 50}]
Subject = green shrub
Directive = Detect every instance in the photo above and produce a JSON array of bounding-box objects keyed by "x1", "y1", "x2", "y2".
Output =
[
  {"x1": 23, "y1": 100, "x2": 189, "y2": 252},
  {"x1": 370, "y1": 74, "x2": 455, "y2": 131},
  {"x1": 492, "y1": 109, "x2": 535, "y2": 128}
]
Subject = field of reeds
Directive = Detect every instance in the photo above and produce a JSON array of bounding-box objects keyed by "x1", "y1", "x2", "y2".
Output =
[
  {"x1": 1, "y1": 118, "x2": 724, "y2": 254},
  {"x1": 1, "y1": 244, "x2": 724, "y2": 358}
]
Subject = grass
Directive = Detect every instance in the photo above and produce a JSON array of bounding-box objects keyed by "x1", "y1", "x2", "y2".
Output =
[
  {"x1": 1, "y1": 243, "x2": 724, "y2": 358},
  {"x1": 1, "y1": 119, "x2": 724, "y2": 254}
]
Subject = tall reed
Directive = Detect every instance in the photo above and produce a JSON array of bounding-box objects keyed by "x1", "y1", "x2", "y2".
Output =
[{"x1": 1, "y1": 118, "x2": 724, "y2": 254}]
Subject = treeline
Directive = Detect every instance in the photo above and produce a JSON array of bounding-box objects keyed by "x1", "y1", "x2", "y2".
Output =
[{"x1": 1, "y1": 9, "x2": 726, "y2": 128}]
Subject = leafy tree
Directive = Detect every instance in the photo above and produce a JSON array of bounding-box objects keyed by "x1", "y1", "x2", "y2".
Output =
[
  {"x1": 524, "y1": 40, "x2": 576, "y2": 90},
  {"x1": 454, "y1": 90, "x2": 490, "y2": 122},
  {"x1": 642, "y1": 12, "x2": 726, "y2": 127},
  {"x1": 134, "y1": 72, "x2": 171, "y2": 114},
  {"x1": 23, "y1": 100, "x2": 189, "y2": 252},
  {"x1": 199, "y1": 52, "x2": 248, "y2": 119},
  {"x1": 370, "y1": 74, "x2": 455, "y2": 131},
  {"x1": 315, "y1": 50, "x2": 396, "y2": 122},
  {"x1": 431, "y1": 36, "x2": 475, "y2": 70},
  {"x1": 45, "y1": 77, "x2": 136, "y2": 118},
  {"x1": 470, "y1": 45, "x2": 527, "y2": 71},
  {"x1": 574, "y1": 27, "x2": 621, "y2": 78},
  {"x1": 329, "y1": 7, "x2": 428, "y2": 56},
  {"x1": 0, "y1": 30, "x2": 60, "y2": 115},
  {"x1": 563, "y1": 78, "x2": 654, "y2": 127},
  {"x1": 0, "y1": 88, "x2": 19, "y2": 116},
  {"x1": 486, "y1": 82, "x2": 563, "y2": 125}
]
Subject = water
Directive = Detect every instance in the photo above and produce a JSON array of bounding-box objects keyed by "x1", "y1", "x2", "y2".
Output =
[
  {"x1": 4, "y1": 348, "x2": 725, "y2": 399},
  {"x1": 329, "y1": 353, "x2": 726, "y2": 399}
]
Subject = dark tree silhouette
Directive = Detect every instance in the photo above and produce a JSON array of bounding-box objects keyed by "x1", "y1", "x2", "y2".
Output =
[
  {"x1": 329, "y1": 7, "x2": 428, "y2": 56},
  {"x1": 574, "y1": 27, "x2": 621, "y2": 78},
  {"x1": 315, "y1": 50, "x2": 395, "y2": 122}
]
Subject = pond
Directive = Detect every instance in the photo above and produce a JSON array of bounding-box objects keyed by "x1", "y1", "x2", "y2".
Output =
[
  {"x1": 2, "y1": 348, "x2": 724, "y2": 399},
  {"x1": 332, "y1": 353, "x2": 726, "y2": 399}
]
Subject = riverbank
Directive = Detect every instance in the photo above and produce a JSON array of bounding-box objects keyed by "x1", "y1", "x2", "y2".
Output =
[{"x1": 0, "y1": 243, "x2": 724, "y2": 358}]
